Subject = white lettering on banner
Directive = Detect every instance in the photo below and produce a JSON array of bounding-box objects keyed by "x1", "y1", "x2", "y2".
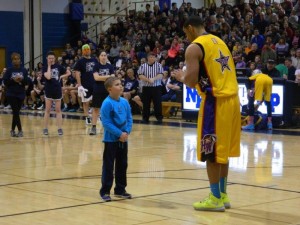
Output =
[{"x1": 183, "y1": 84, "x2": 284, "y2": 115}]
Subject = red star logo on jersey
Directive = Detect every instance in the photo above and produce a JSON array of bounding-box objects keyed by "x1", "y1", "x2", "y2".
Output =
[{"x1": 214, "y1": 50, "x2": 231, "y2": 73}]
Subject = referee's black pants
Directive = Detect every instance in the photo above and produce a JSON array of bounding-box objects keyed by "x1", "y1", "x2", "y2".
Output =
[
  {"x1": 142, "y1": 86, "x2": 163, "y2": 122},
  {"x1": 100, "y1": 142, "x2": 128, "y2": 196}
]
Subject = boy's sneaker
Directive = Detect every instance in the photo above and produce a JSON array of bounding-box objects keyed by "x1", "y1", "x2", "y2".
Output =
[
  {"x1": 89, "y1": 126, "x2": 96, "y2": 135},
  {"x1": 242, "y1": 123, "x2": 255, "y2": 130},
  {"x1": 101, "y1": 194, "x2": 112, "y2": 202},
  {"x1": 267, "y1": 123, "x2": 273, "y2": 130},
  {"x1": 114, "y1": 192, "x2": 132, "y2": 199},
  {"x1": 0, "y1": 104, "x2": 4, "y2": 109},
  {"x1": 43, "y1": 128, "x2": 49, "y2": 135},
  {"x1": 58, "y1": 128, "x2": 63, "y2": 135},
  {"x1": 4, "y1": 105, "x2": 11, "y2": 109},
  {"x1": 193, "y1": 193, "x2": 225, "y2": 212},
  {"x1": 10, "y1": 130, "x2": 16, "y2": 137},
  {"x1": 17, "y1": 131, "x2": 23, "y2": 137},
  {"x1": 221, "y1": 192, "x2": 231, "y2": 209},
  {"x1": 85, "y1": 117, "x2": 91, "y2": 125}
]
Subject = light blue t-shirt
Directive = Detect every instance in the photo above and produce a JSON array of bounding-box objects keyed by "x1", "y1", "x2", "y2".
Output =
[{"x1": 101, "y1": 96, "x2": 132, "y2": 142}]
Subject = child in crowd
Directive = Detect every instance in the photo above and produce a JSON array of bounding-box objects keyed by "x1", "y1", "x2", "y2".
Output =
[{"x1": 99, "y1": 77, "x2": 133, "y2": 202}]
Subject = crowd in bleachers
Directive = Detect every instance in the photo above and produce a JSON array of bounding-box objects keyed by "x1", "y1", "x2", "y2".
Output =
[{"x1": 1, "y1": 0, "x2": 300, "y2": 114}]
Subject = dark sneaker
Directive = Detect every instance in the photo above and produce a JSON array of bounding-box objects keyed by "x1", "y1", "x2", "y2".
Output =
[
  {"x1": 114, "y1": 192, "x2": 132, "y2": 199},
  {"x1": 43, "y1": 128, "x2": 49, "y2": 135},
  {"x1": 156, "y1": 120, "x2": 163, "y2": 124},
  {"x1": 10, "y1": 130, "x2": 16, "y2": 137},
  {"x1": 17, "y1": 131, "x2": 23, "y2": 137},
  {"x1": 101, "y1": 194, "x2": 112, "y2": 202},
  {"x1": 58, "y1": 128, "x2": 63, "y2": 135},
  {"x1": 141, "y1": 119, "x2": 149, "y2": 124},
  {"x1": 89, "y1": 126, "x2": 96, "y2": 135}
]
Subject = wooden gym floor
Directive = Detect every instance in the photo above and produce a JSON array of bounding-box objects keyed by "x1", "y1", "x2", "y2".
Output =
[{"x1": 0, "y1": 110, "x2": 300, "y2": 225}]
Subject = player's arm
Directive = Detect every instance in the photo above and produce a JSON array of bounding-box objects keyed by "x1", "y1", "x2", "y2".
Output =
[
  {"x1": 60, "y1": 69, "x2": 71, "y2": 80},
  {"x1": 183, "y1": 44, "x2": 202, "y2": 88},
  {"x1": 44, "y1": 64, "x2": 52, "y2": 80},
  {"x1": 93, "y1": 72, "x2": 112, "y2": 81},
  {"x1": 75, "y1": 70, "x2": 82, "y2": 86}
]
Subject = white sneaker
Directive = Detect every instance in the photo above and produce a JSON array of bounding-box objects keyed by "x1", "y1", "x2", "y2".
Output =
[
  {"x1": 85, "y1": 117, "x2": 91, "y2": 125},
  {"x1": 37, "y1": 104, "x2": 44, "y2": 110},
  {"x1": 0, "y1": 104, "x2": 4, "y2": 109},
  {"x1": 4, "y1": 105, "x2": 11, "y2": 109}
]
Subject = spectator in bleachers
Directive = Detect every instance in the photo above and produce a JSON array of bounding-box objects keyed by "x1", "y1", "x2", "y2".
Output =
[
  {"x1": 235, "y1": 55, "x2": 247, "y2": 69},
  {"x1": 62, "y1": 69, "x2": 78, "y2": 112},
  {"x1": 293, "y1": 48, "x2": 300, "y2": 69},
  {"x1": 254, "y1": 55, "x2": 264, "y2": 69},
  {"x1": 275, "y1": 37, "x2": 290, "y2": 58},
  {"x1": 122, "y1": 68, "x2": 139, "y2": 102},
  {"x1": 145, "y1": 4, "x2": 152, "y2": 18},
  {"x1": 170, "y1": 2, "x2": 178, "y2": 16},
  {"x1": 261, "y1": 42, "x2": 277, "y2": 65},
  {"x1": 246, "y1": 43, "x2": 261, "y2": 65},
  {"x1": 276, "y1": 57, "x2": 289, "y2": 78},
  {"x1": 282, "y1": 0, "x2": 294, "y2": 16},
  {"x1": 262, "y1": 59, "x2": 281, "y2": 78},
  {"x1": 134, "y1": 32, "x2": 146, "y2": 60},
  {"x1": 284, "y1": 57, "x2": 297, "y2": 80},
  {"x1": 288, "y1": 9, "x2": 299, "y2": 29},
  {"x1": 109, "y1": 42, "x2": 120, "y2": 63},
  {"x1": 30, "y1": 70, "x2": 45, "y2": 110},
  {"x1": 251, "y1": 29, "x2": 265, "y2": 50}
]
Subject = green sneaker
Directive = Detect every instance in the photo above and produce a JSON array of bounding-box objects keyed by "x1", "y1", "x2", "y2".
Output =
[
  {"x1": 193, "y1": 193, "x2": 225, "y2": 212},
  {"x1": 221, "y1": 192, "x2": 231, "y2": 209}
]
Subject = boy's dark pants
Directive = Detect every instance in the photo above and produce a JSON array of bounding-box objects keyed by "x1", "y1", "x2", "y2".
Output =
[{"x1": 100, "y1": 142, "x2": 128, "y2": 196}]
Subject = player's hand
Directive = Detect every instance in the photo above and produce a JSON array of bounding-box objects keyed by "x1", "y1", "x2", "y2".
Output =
[
  {"x1": 119, "y1": 132, "x2": 128, "y2": 142},
  {"x1": 173, "y1": 69, "x2": 184, "y2": 82}
]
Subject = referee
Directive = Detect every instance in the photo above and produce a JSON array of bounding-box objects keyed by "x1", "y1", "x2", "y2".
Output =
[{"x1": 138, "y1": 52, "x2": 164, "y2": 123}]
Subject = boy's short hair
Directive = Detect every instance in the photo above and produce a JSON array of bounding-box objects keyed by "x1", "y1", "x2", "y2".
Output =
[{"x1": 104, "y1": 77, "x2": 120, "y2": 91}]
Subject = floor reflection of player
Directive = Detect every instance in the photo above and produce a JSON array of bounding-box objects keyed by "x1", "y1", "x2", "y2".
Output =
[
  {"x1": 183, "y1": 136, "x2": 197, "y2": 164},
  {"x1": 44, "y1": 139, "x2": 63, "y2": 169}
]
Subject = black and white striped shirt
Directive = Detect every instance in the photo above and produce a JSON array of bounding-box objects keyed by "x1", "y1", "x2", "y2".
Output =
[{"x1": 138, "y1": 62, "x2": 164, "y2": 87}]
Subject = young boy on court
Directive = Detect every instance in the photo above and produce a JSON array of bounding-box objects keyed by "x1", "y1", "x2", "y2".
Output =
[{"x1": 99, "y1": 77, "x2": 133, "y2": 202}]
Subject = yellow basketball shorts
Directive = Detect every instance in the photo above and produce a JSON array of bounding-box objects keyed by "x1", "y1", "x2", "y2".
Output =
[
  {"x1": 197, "y1": 94, "x2": 241, "y2": 164},
  {"x1": 254, "y1": 76, "x2": 273, "y2": 102}
]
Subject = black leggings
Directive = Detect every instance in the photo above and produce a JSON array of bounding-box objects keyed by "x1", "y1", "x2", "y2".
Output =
[
  {"x1": 248, "y1": 96, "x2": 272, "y2": 117},
  {"x1": 7, "y1": 96, "x2": 23, "y2": 131}
]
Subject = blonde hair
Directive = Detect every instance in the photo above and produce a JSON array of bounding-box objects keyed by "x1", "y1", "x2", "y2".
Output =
[{"x1": 104, "y1": 77, "x2": 120, "y2": 91}]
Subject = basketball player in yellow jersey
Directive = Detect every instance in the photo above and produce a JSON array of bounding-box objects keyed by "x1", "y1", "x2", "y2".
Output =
[
  {"x1": 174, "y1": 16, "x2": 241, "y2": 212},
  {"x1": 242, "y1": 69, "x2": 273, "y2": 130}
]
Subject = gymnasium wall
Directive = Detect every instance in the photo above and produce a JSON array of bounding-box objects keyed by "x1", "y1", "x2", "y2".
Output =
[
  {"x1": 0, "y1": 0, "x2": 25, "y2": 67},
  {"x1": 41, "y1": 0, "x2": 71, "y2": 63}
]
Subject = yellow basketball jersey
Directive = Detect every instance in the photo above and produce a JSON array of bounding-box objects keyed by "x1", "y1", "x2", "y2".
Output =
[{"x1": 192, "y1": 34, "x2": 238, "y2": 98}]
